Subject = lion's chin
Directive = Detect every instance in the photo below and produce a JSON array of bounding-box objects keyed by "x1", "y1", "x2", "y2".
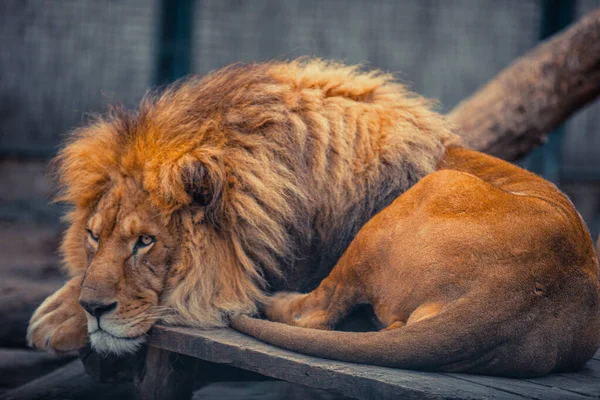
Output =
[{"x1": 89, "y1": 330, "x2": 146, "y2": 356}]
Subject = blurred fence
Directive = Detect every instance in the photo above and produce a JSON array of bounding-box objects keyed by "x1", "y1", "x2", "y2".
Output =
[{"x1": 0, "y1": 0, "x2": 599, "y2": 234}]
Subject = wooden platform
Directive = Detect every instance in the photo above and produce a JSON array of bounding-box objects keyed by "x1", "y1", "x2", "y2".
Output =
[{"x1": 145, "y1": 325, "x2": 600, "y2": 400}]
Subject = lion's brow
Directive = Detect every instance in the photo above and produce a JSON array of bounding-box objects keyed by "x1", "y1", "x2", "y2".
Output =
[
  {"x1": 90, "y1": 194, "x2": 122, "y2": 237},
  {"x1": 88, "y1": 214, "x2": 103, "y2": 232},
  {"x1": 121, "y1": 214, "x2": 142, "y2": 236}
]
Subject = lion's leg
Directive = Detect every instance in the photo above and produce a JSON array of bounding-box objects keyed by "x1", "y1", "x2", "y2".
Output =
[
  {"x1": 265, "y1": 256, "x2": 368, "y2": 330},
  {"x1": 27, "y1": 275, "x2": 88, "y2": 352}
]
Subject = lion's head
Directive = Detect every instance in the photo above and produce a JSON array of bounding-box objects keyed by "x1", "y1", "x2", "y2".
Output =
[{"x1": 53, "y1": 60, "x2": 454, "y2": 354}]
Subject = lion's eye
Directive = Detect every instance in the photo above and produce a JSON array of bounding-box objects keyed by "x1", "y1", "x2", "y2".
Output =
[
  {"x1": 86, "y1": 229, "x2": 99, "y2": 243},
  {"x1": 136, "y1": 235, "x2": 155, "y2": 248}
]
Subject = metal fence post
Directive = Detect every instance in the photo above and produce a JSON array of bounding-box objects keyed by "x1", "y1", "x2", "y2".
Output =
[{"x1": 155, "y1": 0, "x2": 195, "y2": 85}]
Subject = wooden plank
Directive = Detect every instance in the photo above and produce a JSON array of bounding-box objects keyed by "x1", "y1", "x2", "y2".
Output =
[
  {"x1": 525, "y1": 371, "x2": 600, "y2": 398},
  {"x1": 579, "y1": 359, "x2": 600, "y2": 379},
  {"x1": 192, "y1": 381, "x2": 342, "y2": 400},
  {"x1": 134, "y1": 346, "x2": 198, "y2": 400},
  {"x1": 443, "y1": 356, "x2": 600, "y2": 399},
  {"x1": 0, "y1": 348, "x2": 74, "y2": 391},
  {"x1": 149, "y1": 325, "x2": 541, "y2": 400},
  {"x1": 0, "y1": 277, "x2": 63, "y2": 348},
  {"x1": 79, "y1": 344, "x2": 138, "y2": 383},
  {"x1": 440, "y1": 373, "x2": 593, "y2": 400},
  {"x1": 0, "y1": 360, "x2": 133, "y2": 400}
]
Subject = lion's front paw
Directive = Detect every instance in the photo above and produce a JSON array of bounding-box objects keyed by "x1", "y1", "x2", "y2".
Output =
[{"x1": 27, "y1": 276, "x2": 88, "y2": 353}]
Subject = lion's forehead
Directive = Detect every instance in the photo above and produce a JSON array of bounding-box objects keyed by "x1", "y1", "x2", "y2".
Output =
[{"x1": 90, "y1": 182, "x2": 157, "y2": 236}]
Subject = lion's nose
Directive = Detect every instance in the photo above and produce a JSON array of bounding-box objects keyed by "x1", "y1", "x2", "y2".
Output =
[{"x1": 79, "y1": 300, "x2": 118, "y2": 318}]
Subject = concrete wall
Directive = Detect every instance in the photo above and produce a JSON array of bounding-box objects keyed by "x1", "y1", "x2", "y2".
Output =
[
  {"x1": 0, "y1": 0, "x2": 599, "y2": 234},
  {"x1": 563, "y1": 0, "x2": 600, "y2": 179},
  {"x1": 192, "y1": 0, "x2": 540, "y2": 113},
  {"x1": 0, "y1": 0, "x2": 159, "y2": 155}
]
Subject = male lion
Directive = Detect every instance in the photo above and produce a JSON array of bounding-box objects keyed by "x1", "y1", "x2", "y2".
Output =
[
  {"x1": 27, "y1": 60, "x2": 454, "y2": 355},
  {"x1": 27, "y1": 60, "x2": 599, "y2": 377}
]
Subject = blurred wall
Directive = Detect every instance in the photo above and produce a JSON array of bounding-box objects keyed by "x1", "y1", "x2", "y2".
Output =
[
  {"x1": 193, "y1": 0, "x2": 540, "y2": 112},
  {"x1": 0, "y1": 0, "x2": 159, "y2": 156},
  {"x1": 0, "y1": 0, "x2": 599, "y2": 238},
  {"x1": 564, "y1": 0, "x2": 600, "y2": 180}
]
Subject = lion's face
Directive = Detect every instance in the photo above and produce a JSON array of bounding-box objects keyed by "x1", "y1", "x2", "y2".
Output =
[{"x1": 75, "y1": 180, "x2": 180, "y2": 354}]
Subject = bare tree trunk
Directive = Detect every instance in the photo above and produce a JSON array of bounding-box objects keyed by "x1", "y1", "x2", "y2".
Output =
[{"x1": 449, "y1": 8, "x2": 600, "y2": 161}]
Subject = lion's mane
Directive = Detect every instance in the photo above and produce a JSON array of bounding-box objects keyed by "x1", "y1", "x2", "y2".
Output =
[{"x1": 54, "y1": 60, "x2": 456, "y2": 328}]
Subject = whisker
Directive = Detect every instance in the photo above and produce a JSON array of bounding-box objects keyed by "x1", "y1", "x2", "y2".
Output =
[
  {"x1": 129, "y1": 309, "x2": 176, "y2": 324},
  {"x1": 146, "y1": 306, "x2": 177, "y2": 312}
]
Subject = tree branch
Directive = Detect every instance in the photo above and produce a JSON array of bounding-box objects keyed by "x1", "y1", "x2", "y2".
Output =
[{"x1": 449, "y1": 8, "x2": 600, "y2": 161}]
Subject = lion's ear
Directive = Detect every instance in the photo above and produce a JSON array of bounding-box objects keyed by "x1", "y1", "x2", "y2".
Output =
[
  {"x1": 144, "y1": 152, "x2": 225, "y2": 221},
  {"x1": 179, "y1": 156, "x2": 226, "y2": 228},
  {"x1": 182, "y1": 161, "x2": 222, "y2": 208}
]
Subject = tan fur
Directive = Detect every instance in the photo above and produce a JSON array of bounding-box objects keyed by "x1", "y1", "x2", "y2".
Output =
[
  {"x1": 27, "y1": 60, "x2": 456, "y2": 354},
  {"x1": 232, "y1": 147, "x2": 600, "y2": 377}
]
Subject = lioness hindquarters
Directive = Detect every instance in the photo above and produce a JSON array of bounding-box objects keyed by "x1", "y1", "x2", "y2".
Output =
[{"x1": 257, "y1": 147, "x2": 600, "y2": 376}]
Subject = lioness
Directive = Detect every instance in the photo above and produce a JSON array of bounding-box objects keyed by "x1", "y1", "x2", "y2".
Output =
[
  {"x1": 232, "y1": 147, "x2": 600, "y2": 377},
  {"x1": 26, "y1": 60, "x2": 599, "y2": 377}
]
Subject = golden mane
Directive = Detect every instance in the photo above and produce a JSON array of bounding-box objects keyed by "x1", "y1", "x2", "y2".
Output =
[{"x1": 54, "y1": 59, "x2": 457, "y2": 328}]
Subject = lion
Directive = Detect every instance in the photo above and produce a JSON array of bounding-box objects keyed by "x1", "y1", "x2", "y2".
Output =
[
  {"x1": 27, "y1": 60, "x2": 455, "y2": 355},
  {"x1": 26, "y1": 59, "x2": 600, "y2": 377},
  {"x1": 232, "y1": 147, "x2": 600, "y2": 377}
]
